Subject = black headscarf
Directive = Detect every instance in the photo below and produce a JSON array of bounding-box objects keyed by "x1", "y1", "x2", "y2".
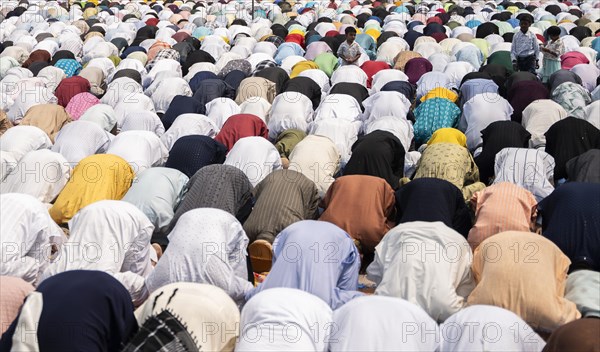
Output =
[
  {"x1": 131, "y1": 25, "x2": 158, "y2": 46},
  {"x1": 271, "y1": 24, "x2": 288, "y2": 39},
  {"x1": 192, "y1": 79, "x2": 235, "y2": 109},
  {"x1": 395, "y1": 178, "x2": 472, "y2": 237},
  {"x1": 254, "y1": 66, "x2": 289, "y2": 94},
  {"x1": 182, "y1": 50, "x2": 215, "y2": 76},
  {"x1": 161, "y1": 95, "x2": 205, "y2": 130},
  {"x1": 479, "y1": 63, "x2": 509, "y2": 96},
  {"x1": 474, "y1": 120, "x2": 531, "y2": 185},
  {"x1": 223, "y1": 70, "x2": 247, "y2": 92},
  {"x1": 111, "y1": 69, "x2": 142, "y2": 85},
  {"x1": 380, "y1": 80, "x2": 416, "y2": 102},
  {"x1": 402, "y1": 30, "x2": 423, "y2": 50},
  {"x1": 537, "y1": 182, "x2": 600, "y2": 272},
  {"x1": 507, "y1": 80, "x2": 548, "y2": 123},
  {"x1": 548, "y1": 69, "x2": 583, "y2": 94},
  {"x1": 505, "y1": 71, "x2": 538, "y2": 93},
  {"x1": 566, "y1": 149, "x2": 600, "y2": 184},
  {"x1": 27, "y1": 61, "x2": 49, "y2": 76},
  {"x1": 329, "y1": 82, "x2": 369, "y2": 111},
  {"x1": 110, "y1": 37, "x2": 129, "y2": 55},
  {"x1": 172, "y1": 41, "x2": 194, "y2": 64},
  {"x1": 283, "y1": 76, "x2": 322, "y2": 110},
  {"x1": 189, "y1": 71, "x2": 218, "y2": 93},
  {"x1": 50, "y1": 50, "x2": 76, "y2": 65},
  {"x1": 570, "y1": 26, "x2": 592, "y2": 42},
  {"x1": 476, "y1": 22, "x2": 499, "y2": 38},
  {"x1": 164, "y1": 135, "x2": 227, "y2": 178},
  {"x1": 343, "y1": 130, "x2": 405, "y2": 190},
  {"x1": 545, "y1": 117, "x2": 600, "y2": 182}
]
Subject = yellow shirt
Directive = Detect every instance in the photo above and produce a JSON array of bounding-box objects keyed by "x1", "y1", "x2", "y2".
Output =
[{"x1": 49, "y1": 154, "x2": 134, "y2": 224}]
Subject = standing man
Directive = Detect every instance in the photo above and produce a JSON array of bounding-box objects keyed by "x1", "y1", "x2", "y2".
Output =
[{"x1": 511, "y1": 14, "x2": 540, "y2": 74}]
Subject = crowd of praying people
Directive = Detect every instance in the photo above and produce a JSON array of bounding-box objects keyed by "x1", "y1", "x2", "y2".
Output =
[{"x1": 0, "y1": 0, "x2": 600, "y2": 350}]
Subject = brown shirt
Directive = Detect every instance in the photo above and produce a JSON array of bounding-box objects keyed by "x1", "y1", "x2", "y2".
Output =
[{"x1": 319, "y1": 175, "x2": 395, "y2": 253}]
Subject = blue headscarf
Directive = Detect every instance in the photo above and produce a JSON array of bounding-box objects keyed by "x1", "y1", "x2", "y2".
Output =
[
  {"x1": 245, "y1": 220, "x2": 364, "y2": 309},
  {"x1": 54, "y1": 58, "x2": 82, "y2": 77}
]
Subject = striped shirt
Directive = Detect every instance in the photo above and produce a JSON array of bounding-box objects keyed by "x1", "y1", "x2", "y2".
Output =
[
  {"x1": 493, "y1": 147, "x2": 555, "y2": 202},
  {"x1": 243, "y1": 169, "x2": 320, "y2": 243},
  {"x1": 468, "y1": 182, "x2": 537, "y2": 250}
]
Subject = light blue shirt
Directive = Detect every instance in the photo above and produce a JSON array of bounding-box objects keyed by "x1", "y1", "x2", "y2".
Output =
[{"x1": 511, "y1": 30, "x2": 540, "y2": 60}]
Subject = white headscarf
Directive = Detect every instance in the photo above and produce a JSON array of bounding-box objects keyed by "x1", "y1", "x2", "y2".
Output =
[
  {"x1": 145, "y1": 77, "x2": 192, "y2": 113},
  {"x1": 0, "y1": 149, "x2": 70, "y2": 204},
  {"x1": 0, "y1": 125, "x2": 52, "y2": 161},
  {"x1": 238, "y1": 97, "x2": 271, "y2": 122},
  {"x1": 440, "y1": 305, "x2": 546, "y2": 351},
  {"x1": 79, "y1": 104, "x2": 117, "y2": 132},
  {"x1": 362, "y1": 91, "x2": 411, "y2": 123},
  {"x1": 236, "y1": 288, "x2": 333, "y2": 352},
  {"x1": 51, "y1": 120, "x2": 112, "y2": 165},
  {"x1": 331, "y1": 296, "x2": 440, "y2": 351},
  {"x1": 106, "y1": 130, "x2": 168, "y2": 174},
  {"x1": 160, "y1": 113, "x2": 218, "y2": 150},
  {"x1": 145, "y1": 208, "x2": 253, "y2": 306},
  {"x1": 206, "y1": 97, "x2": 242, "y2": 129},
  {"x1": 39, "y1": 200, "x2": 154, "y2": 304},
  {"x1": 224, "y1": 136, "x2": 282, "y2": 187},
  {"x1": 367, "y1": 221, "x2": 475, "y2": 322},
  {"x1": 120, "y1": 111, "x2": 165, "y2": 137},
  {"x1": 268, "y1": 92, "x2": 314, "y2": 139},
  {"x1": 0, "y1": 193, "x2": 65, "y2": 285},
  {"x1": 6, "y1": 79, "x2": 57, "y2": 124}
]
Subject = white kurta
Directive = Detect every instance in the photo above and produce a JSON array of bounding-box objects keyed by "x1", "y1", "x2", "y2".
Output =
[
  {"x1": 367, "y1": 221, "x2": 475, "y2": 322},
  {"x1": 39, "y1": 200, "x2": 154, "y2": 304},
  {"x1": 370, "y1": 69, "x2": 409, "y2": 93},
  {"x1": 0, "y1": 193, "x2": 65, "y2": 285},
  {"x1": 308, "y1": 118, "x2": 361, "y2": 165},
  {"x1": 236, "y1": 288, "x2": 333, "y2": 352},
  {"x1": 313, "y1": 94, "x2": 363, "y2": 123},
  {"x1": 224, "y1": 136, "x2": 282, "y2": 187},
  {"x1": 145, "y1": 208, "x2": 253, "y2": 306}
]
